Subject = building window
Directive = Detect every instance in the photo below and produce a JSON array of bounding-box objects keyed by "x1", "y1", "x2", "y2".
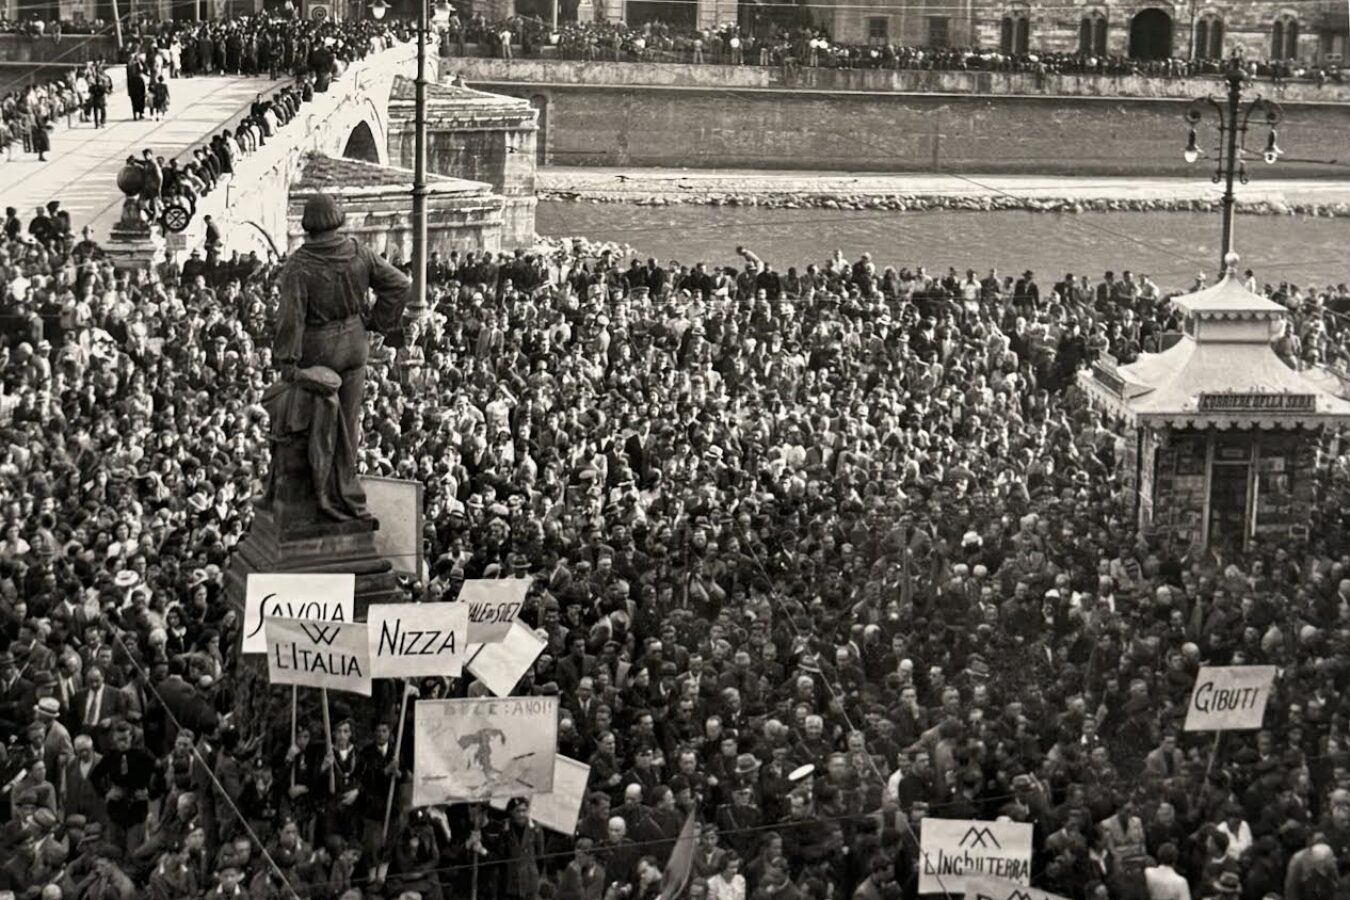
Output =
[
  {"x1": 1001, "y1": 12, "x2": 1030, "y2": 54},
  {"x1": 927, "y1": 16, "x2": 950, "y2": 48},
  {"x1": 866, "y1": 16, "x2": 889, "y2": 44},
  {"x1": 1271, "y1": 15, "x2": 1299, "y2": 59},
  {"x1": 1194, "y1": 14, "x2": 1224, "y2": 58},
  {"x1": 1079, "y1": 12, "x2": 1107, "y2": 56}
]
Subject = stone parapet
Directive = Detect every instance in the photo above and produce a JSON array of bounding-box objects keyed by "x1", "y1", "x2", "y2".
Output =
[
  {"x1": 287, "y1": 154, "x2": 506, "y2": 258},
  {"x1": 388, "y1": 78, "x2": 538, "y2": 248},
  {"x1": 445, "y1": 55, "x2": 1350, "y2": 103}
]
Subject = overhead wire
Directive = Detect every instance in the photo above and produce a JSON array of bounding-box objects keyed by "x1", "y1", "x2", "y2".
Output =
[
  {"x1": 101, "y1": 612, "x2": 305, "y2": 900},
  {"x1": 520, "y1": 0, "x2": 1341, "y2": 12}
]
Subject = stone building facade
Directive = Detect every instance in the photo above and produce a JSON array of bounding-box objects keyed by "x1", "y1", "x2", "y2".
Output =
[{"x1": 828, "y1": 0, "x2": 1347, "y2": 63}]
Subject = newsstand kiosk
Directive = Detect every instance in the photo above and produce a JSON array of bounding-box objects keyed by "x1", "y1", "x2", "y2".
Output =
[{"x1": 1078, "y1": 258, "x2": 1350, "y2": 556}]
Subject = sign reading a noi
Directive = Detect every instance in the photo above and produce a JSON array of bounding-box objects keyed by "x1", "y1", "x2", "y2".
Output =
[{"x1": 1184, "y1": 665, "x2": 1277, "y2": 732}]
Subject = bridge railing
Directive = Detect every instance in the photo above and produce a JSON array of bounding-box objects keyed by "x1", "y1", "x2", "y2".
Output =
[{"x1": 179, "y1": 39, "x2": 418, "y2": 258}]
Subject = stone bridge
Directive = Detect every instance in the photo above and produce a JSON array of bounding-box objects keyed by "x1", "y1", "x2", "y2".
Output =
[
  {"x1": 182, "y1": 40, "x2": 537, "y2": 258},
  {"x1": 185, "y1": 40, "x2": 414, "y2": 256}
]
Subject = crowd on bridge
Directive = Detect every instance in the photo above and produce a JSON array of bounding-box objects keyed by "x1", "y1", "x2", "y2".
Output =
[
  {"x1": 0, "y1": 195, "x2": 1349, "y2": 900},
  {"x1": 0, "y1": 13, "x2": 407, "y2": 167},
  {"x1": 446, "y1": 15, "x2": 1343, "y2": 84}
]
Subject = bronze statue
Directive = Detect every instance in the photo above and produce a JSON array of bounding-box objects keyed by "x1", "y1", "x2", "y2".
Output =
[{"x1": 260, "y1": 193, "x2": 410, "y2": 522}]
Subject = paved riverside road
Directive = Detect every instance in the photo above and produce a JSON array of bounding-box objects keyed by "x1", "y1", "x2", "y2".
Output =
[
  {"x1": 538, "y1": 167, "x2": 1350, "y2": 208},
  {"x1": 0, "y1": 73, "x2": 287, "y2": 240}
]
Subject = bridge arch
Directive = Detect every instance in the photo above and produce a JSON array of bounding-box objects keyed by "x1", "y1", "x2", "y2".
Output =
[{"x1": 342, "y1": 121, "x2": 382, "y2": 164}]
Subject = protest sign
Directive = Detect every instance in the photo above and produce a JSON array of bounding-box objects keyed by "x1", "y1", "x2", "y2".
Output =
[
  {"x1": 264, "y1": 618, "x2": 372, "y2": 697},
  {"x1": 466, "y1": 621, "x2": 547, "y2": 697},
  {"x1": 1183, "y1": 665, "x2": 1278, "y2": 732},
  {"x1": 964, "y1": 875, "x2": 1070, "y2": 900},
  {"x1": 244, "y1": 573, "x2": 355, "y2": 654},
  {"x1": 455, "y1": 578, "x2": 529, "y2": 644},
  {"x1": 489, "y1": 756, "x2": 590, "y2": 834},
  {"x1": 367, "y1": 603, "x2": 469, "y2": 679},
  {"x1": 413, "y1": 696, "x2": 558, "y2": 806},
  {"x1": 917, "y1": 818, "x2": 1032, "y2": 895},
  {"x1": 360, "y1": 476, "x2": 423, "y2": 578}
]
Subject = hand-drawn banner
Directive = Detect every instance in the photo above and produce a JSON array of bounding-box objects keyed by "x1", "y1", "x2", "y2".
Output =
[
  {"x1": 413, "y1": 696, "x2": 558, "y2": 806},
  {"x1": 367, "y1": 602, "x2": 469, "y2": 679},
  {"x1": 1184, "y1": 665, "x2": 1278, "y2": 732},
  {"x1": 360, "y1": 476, "x2": 424, "y2": 579},
  {"x1": 244, "y1": 573, "x2": 355, "y2": 654},
  {"x1": 466, "y1": 621, "x2": 547, "y2": 697},
  {"x1": 965, "y1": 875, "x2": 1070, "y2": 900},
  {"x1": 917, "y1": 818, "x2": 1032, "y2": 895},
  {"x1": 265, "y1": 618, "x2": 372, "y2": 697},
  {"x1": 455, "y1": 578, "x2": 530, "y2": 644},
  {"x1": 489, "y1": 756, "x2": 590, "y2": 834}
]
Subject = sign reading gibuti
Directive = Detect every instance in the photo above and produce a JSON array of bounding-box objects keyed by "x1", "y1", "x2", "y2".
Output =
[{"x1": 1184, "y1": 665, "x2": 1278, "y2": 731}]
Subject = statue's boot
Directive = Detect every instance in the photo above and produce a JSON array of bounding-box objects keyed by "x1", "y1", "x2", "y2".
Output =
[{"x1": 316, "y1": 493, "x2": 356, "y2": 522}]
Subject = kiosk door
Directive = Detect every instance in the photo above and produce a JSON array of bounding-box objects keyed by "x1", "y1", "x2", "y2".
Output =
[{"x1": 1208, "y1": 462, "x2": 1252, "y2": 554}]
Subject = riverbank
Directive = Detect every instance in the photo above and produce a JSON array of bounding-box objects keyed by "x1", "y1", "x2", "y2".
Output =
[{"x1": 537, "y1": 169, "x2": 1350, "y2": 217}]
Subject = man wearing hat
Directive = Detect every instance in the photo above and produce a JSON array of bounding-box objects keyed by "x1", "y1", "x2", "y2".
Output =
[
  {"x1": 270, "y1": 191, "x2": 411, "y2": 521},
  {"x1": 0, "y1": 651, "x2": 36, "y2": 743},
  {"x1": 717, "y1": 759, "x2": 763, "y2": 859}
]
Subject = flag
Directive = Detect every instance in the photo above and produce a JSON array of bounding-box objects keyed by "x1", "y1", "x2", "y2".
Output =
[{"x1": 658, "y1": 810, "x2": 699, "y2": 900}]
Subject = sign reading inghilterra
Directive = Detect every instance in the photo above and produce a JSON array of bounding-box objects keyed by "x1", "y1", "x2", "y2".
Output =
[{"x1": 917, "y1": 819, "x2": 1033, "y2": 894}]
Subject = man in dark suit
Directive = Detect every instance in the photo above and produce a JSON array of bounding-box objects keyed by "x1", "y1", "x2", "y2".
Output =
[
  {"x1": 0, "y1": 651, "x2": 35, "y2": 743},
  {"x1": 154, "y1": 657, "x2": 221, "y2": 747},
  {"x1": 69, "y1": 665, "x2": 127, "y2": 750},
  {"x1": 557, "y1": 636, "x2": 596, "y2": 696},
  {"x1": 564, "y1": 677, "x2": 600, "y2": 730},
  {"x1": 61, "y1": 733, "x2": 105, "y2": 822},
  {"x1": 624, "y1": 421, "x2": 654, "y2": 484}
]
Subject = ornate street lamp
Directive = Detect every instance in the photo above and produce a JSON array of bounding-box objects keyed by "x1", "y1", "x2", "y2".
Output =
[
  {"x1": 373, "y1": 0, "x2": 450, "y2": 321},
  {"x1": 1182, "y1": 55, "x2": 1283, "y2": 276}
]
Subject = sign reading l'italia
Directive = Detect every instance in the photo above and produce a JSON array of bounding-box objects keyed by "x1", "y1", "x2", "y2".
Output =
[{"x1": 265, "y1": 618, "x2": 372, "y2": 696}]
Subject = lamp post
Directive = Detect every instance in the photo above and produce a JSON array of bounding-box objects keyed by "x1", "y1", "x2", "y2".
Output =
[
  {"x1": 372, "y1": 0, "x2": 449, "y2": 321},
  {"x1": 1182, "y1": 55, "x2": 1283, "y2": 277}
]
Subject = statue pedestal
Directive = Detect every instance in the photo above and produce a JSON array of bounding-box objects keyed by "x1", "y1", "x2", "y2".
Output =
[
  {"x1": 104, "y1": 224, "x2": 166, "y2": 273},
  {"x1": 225, "y1": 506, "x2": 401, "y2": 620}
]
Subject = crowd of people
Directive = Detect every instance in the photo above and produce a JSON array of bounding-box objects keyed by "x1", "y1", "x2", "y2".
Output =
[
  {"x1": 0, "y1": 60, "x2": 113, "y2": 162},
  {"x1": 0, "y1": 13, "x2": 406, "y2": 167},
  {"x1": 120, "y1": 17, "x2": 405, "y2": 222},
  {"x1": 447, "y1": 15, "x2": 1344, "y2": 84},
  {"x1": 0, "y1": 194, "x2": 1347, "y2": 900}
]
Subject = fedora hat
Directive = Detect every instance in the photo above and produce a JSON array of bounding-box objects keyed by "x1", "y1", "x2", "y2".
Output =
[
  {"x1": 1213, "y1": 872, "x2": 1241, "y2": 894},
  {"x1": 734, "y1": 753, "x2": 761, "y2": 777},
  {"x1": 34, "y1": 697, "x2": 60, "y2": 719}
]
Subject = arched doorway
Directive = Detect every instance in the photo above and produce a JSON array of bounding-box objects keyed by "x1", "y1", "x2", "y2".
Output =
[
  {"x1": 1129, "y1": 8, "x2": 1173, "y2": 59},
  {"x1": 343, "y1": 121, "x2": 380, "y2": 165}
]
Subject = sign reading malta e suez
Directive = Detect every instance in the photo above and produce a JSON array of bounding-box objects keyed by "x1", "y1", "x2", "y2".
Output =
[{"x1": 1183, "y1": 665, "x2": 1277, "y2": 732}]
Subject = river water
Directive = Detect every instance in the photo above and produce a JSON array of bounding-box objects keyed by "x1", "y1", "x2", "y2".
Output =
[{"x1": 537, "y1": 202, "x2": 1350, "y2": 293}]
